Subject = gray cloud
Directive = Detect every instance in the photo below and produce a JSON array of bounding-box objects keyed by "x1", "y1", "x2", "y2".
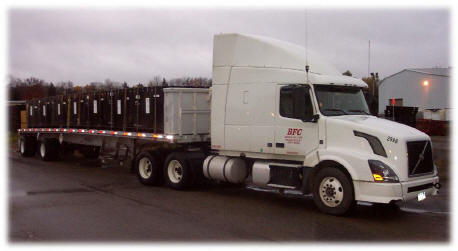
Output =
[{"x1": 9, "y1": 8, "x2": 450, "y2": 84}]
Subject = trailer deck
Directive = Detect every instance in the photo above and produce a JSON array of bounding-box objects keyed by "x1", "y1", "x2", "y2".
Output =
[{"x1": 18, "y1": 128, "x2": 210, "y2": 144}]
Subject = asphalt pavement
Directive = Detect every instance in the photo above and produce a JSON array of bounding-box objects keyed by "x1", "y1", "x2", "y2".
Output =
[{"x1": 9, "y1": 147, "x2": 450, "y2": 242}]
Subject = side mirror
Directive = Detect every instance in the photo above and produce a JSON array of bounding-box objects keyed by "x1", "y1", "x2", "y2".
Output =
[{"x1": 302, "y1": 114, "x2": 319, "y2": 123}]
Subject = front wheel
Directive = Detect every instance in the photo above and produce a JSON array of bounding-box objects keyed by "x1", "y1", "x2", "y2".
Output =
[{"x1": 312, "y1": 167, "x2": 355, "y2": 216}]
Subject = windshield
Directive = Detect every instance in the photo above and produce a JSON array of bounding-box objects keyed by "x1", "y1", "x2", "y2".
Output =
[{"x1": 314, "y1": 85, "x2": 370, "y2": 116}]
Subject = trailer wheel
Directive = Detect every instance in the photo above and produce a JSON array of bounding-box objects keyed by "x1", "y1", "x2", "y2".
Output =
[
  {"x1": 19, "y1": 136, "x2": 36, "y2": 157},
  {"x1": 135, "y1": 152, "x2": 161, "y2": 186},
  {"x1": 312, "y1": 167, "x2": 355, "y2": 216},
  {"x1": 164, "y1": 152, "x2": 192, "y2": 190},
  {"x1": 39, "y1": 139, "x2": 59, "y2": 161}
]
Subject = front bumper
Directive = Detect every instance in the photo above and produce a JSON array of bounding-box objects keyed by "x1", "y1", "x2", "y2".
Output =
[{"x1": 354, "y1": 175, "x2": 439, "y2": 204}]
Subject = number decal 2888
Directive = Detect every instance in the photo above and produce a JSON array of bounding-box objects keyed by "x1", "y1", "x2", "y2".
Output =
[{"x1": 387, "y1": 136, "x2": 398, "y2": 143}]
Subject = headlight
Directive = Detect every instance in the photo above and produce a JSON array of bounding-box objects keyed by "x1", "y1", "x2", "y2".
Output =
[{"x1": 368, "y1": 160, "x2": 399, "y2": 183}]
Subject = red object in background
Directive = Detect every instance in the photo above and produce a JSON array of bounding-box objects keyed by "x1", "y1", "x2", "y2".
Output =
[
  {"x1": 391, "y1": 98, "x2": 395, "y2": 105},
  {"x1": 416, "y1": 119, "x2": 431, "y2": 135},
  {"x1": 416, "y1": 119, "x2": 448, "y2": 136}
]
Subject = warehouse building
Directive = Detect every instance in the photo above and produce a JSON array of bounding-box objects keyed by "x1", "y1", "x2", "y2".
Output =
[{"x1": 378, "y1": 67, "x2": 451, "y2": 115}]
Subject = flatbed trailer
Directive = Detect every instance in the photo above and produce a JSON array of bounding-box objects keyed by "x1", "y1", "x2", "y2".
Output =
[{"x1": 18, "y1": 87, "x2": 212, "y2": 189}]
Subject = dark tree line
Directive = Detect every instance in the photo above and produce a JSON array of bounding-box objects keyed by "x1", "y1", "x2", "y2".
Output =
[{"x1": 8, "y1": 75, "x2": 212, "y2": 101}]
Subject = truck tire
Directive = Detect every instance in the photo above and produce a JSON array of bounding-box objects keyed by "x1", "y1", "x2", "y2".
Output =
[
  {"x1": 19, "y1": 136, "x2": 36, "y2": 157},
  {"x1": 164, "y1": 152, "x2": 193, "y2": 190},
  {"x1": 312, "y1": 167, "x2": 355, "y2": 216},
  {"x1": 39, "y1": 139, "x2": 59, "y2": 161},
  {"x1": 135, "y1": 152, "x2": 161, "y2": 186}
]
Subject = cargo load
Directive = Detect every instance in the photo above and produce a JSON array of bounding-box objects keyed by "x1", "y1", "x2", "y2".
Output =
[{"x1": 25, "y1": 86, "x2": 210, "y2": 136}]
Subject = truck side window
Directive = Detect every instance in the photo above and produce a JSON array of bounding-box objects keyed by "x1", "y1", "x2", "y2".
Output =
[
  {"x1": 280, "y1": 86, "x2": 314, "y2": 121},
  {"x1": 280, "y1": 87, "x2": 295, "y2": 118}
]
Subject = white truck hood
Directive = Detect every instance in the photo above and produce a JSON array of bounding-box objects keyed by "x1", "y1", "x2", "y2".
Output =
[
  {"x1": 328, "y1": 115, "x2": 429, "y2": 141},
  {"x1": 324, "y1": 115, "x2": 431, "y2": 181}
]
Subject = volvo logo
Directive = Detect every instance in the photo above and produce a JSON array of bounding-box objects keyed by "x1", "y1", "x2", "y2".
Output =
[
  {"x1": 418, "y1": 154, "x2": 424, "y2": 161},
  {"x1": 411, "y1": 141, "x2": 429, "y2": 175}
]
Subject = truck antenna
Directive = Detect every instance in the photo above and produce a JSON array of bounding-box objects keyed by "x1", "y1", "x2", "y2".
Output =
[{"x1": 304, "y1": 9, "x2": 310, "y2": 82}]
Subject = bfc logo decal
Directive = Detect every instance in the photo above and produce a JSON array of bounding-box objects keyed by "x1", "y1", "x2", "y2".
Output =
[
  {"x1": 285, "y1": 128, "x2": 303, "y2": 144},
  {"x1": 287, "y1": 128, "x2": 303, "y2": 136}
]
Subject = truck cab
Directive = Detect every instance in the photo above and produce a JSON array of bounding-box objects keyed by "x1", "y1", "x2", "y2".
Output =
[{"x1": 205, "y1": 33, "x2": 439, "y2": 215}]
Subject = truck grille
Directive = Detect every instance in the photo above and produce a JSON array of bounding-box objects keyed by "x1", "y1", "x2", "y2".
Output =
[{"x1": 407, "y1": 140, "x2": 434, "y2": 177}]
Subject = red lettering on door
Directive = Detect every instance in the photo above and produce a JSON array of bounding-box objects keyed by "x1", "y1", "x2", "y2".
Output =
[
  {"x1": 285, "y1": 128, "x2": 304, "y2": 144},
  {"x1": 287, "y1": 128, "x2": 302, "y2": 136}
]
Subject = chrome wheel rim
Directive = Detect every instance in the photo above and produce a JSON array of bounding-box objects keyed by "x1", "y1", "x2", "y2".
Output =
[
  {"x1": 20, "y1": 140, "x2": 25, "y2": 154},
  {"x1": 319, "y1": 176, "x2": 344, "y2": 207},
  {"x1": 167, "y1": 160, "x2": 183, "y2": 183},
  {"x1": 40, "y1": 143, "x2": 46, "y2": 158},
  {"x1": 138, "y1": 157, "x2": 153, "y2": 179}
]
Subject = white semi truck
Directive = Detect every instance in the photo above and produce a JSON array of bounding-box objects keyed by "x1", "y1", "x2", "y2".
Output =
[{"x1": 17, "y1": 33, "x2": 440, "y2": 215}]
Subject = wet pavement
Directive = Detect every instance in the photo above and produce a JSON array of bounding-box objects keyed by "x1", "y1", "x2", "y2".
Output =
[{"x1": 9, "y1": 147, "x2": 450, "y2": 242}]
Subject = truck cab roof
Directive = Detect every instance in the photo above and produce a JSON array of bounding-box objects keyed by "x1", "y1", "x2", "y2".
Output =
[{"x1": 213, "y1": 33, "x2": 367, "y2": 88}]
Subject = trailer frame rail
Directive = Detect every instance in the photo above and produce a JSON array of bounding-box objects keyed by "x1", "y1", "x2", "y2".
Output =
[{"x1": 18, "y1": 128, "x2": 210, "y2": 144}]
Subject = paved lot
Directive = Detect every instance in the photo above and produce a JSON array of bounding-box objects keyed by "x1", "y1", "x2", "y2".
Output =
[
  {"x1": 9, "y1": 137, "x2": 450, "y2": 242},
  {"x1": 431, "y1": 136, "x2": 450, "y2": 182}
]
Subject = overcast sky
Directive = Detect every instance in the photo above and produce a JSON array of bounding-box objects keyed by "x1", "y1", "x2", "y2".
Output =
[{"x1": 8, "y1": 8, "x2": 450, "y2": 85}]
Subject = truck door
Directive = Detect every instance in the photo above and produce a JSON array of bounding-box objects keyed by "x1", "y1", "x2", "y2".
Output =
[{"x1": 275, "y1": 84, "x2": 319, "y2": 157}]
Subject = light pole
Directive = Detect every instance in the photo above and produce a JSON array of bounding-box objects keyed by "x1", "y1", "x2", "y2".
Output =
[{"x1": 392, "y1": 98, "x2": 395, "y2": 121}]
